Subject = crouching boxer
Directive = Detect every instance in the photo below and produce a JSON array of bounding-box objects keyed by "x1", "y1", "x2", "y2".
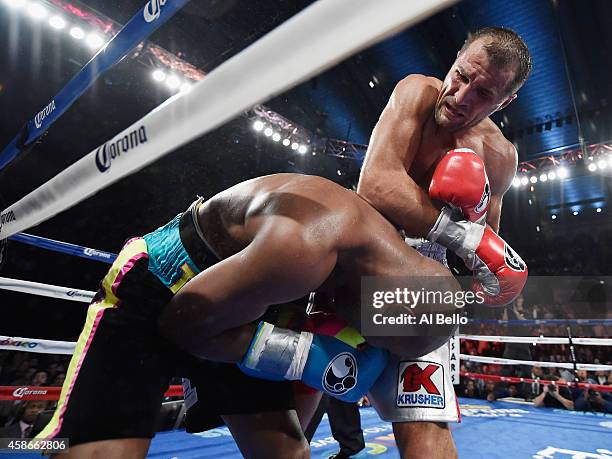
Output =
[{"x1": 35, "y1": 173, "x2": 463, "y2": 459}]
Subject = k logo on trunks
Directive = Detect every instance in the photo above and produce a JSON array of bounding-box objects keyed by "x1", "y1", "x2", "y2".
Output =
[
  {"x1": 323, "y1": 352, "x2": 357, "y2": 395},
  {"x1": 396, "y1": 361, "x2": 445, "y2": 409}
]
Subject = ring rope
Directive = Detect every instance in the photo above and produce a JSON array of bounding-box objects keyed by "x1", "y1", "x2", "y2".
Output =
[
  {"x1": 460, "y1": 372, "x2": 612, "y2": 393},
  {"x1": 0, "y1": 277, "x2": 95, "y2": 303},
  {"x1": 460, "y1": 354, "x2": 612, "y2": 372},
  {"x1": 0, "y1": 335, "x2": 76, "y2": 355},
  {"x1": 9, "y1": 233, "x2": 116, "y2": 264},
  {"x1": 0, "y1": 0, "x2": 191, "y2": 169},
  {"x1": 0, "y1": 385, "x2": 184, "y2": 401},
  {"x1": 461, "y1": 335, "x2": 612, "y2": 346},
  {"x1": 0, "y1": 0, "x2": 455, "y2": 239},
  {"x1": 469, "y1": 318, "x2": 612, "y2": 326}
]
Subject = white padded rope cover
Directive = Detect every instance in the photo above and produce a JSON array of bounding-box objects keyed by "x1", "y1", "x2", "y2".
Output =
[{"x1": 0, "y1": 0, "x2": 455, "y2": 239}]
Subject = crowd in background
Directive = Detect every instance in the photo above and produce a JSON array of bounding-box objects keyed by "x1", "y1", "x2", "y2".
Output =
[
  {"x1": 0, "y1": 352, "x2": 70, "y2": 437},
  {"x1": 1, "y1": 283, "x2": 610, "y2": 436}
]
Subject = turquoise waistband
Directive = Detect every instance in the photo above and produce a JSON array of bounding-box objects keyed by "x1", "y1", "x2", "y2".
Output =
[{"x1": 143, "y1": 214, "x2": 201, "y2": 289}]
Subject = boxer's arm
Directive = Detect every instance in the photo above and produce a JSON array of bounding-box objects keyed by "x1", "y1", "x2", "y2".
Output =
[
  {"x1": 484, "y1": 141, "x2": 518, "y2": 233},
  {"x1": 358, "y1": 75, "x2": 440, "y2": 236}
]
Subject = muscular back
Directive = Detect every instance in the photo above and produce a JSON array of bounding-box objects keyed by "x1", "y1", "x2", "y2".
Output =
[{"x1": 197, "y1": 174, "x2": 370, "y2": 260}]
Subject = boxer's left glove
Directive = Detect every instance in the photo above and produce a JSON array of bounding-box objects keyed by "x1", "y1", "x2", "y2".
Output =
[{"x1": 239, "y1": 321, "x2": 388, "y2": 402}]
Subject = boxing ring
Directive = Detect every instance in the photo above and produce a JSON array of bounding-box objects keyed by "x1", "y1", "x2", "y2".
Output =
[
  {"x1": 0, "y1": 0, "x2": 611, "y2": 457},
  {"x1": 1, "y1": 233, "x2": 611, "y2": 458}
]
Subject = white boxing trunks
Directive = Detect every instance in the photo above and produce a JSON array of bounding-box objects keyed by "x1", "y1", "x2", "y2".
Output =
[{"x1": 367, "y1": 237, "x2": 460, "y2": 423}]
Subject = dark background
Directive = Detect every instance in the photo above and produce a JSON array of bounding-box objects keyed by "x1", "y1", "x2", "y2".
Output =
[{"x1": 0, "y1": 0, "x2": 610, "y2": 340}]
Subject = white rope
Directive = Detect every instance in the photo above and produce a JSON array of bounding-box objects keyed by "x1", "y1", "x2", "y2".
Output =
[
  {"x1": 0, "y1": 0, "x2": 455, "y2": 239},
  {"x1": 0, "y1": 277, "x2": 95, "y2": 303},
  {"x1": 461, "y1": 354, "x2": 612, "y2": 372},
  {"x1": 460, "y1": 334, "x2": 612, "y2": 346},
  {"x1": 0, "y1": 336, "x2": 75, "y2": 355}
]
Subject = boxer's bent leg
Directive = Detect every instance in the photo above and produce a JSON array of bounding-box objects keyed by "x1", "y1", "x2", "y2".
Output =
[
  {"x1": 368, "y1": 344, "x2": 459, "y2": 459},
  {"x1": 293, "y1": 385, "x2": 323, "y2": 432},
  {"x1": 159, "y1": 225, "x2": 337, "y2": 357},
  {"x1": 182, "y1": 357, "x2": 307, "y2": 458},
  {"x1": 393, "y1": 422, "x2": 457, "y2": 459},
  {"x1": 223, "y1": 411, "x2": 309, "y2": 459},
  {"x1": 51, "y1": 438, "x2": 150, "y2": 459},
  {"x1": 36, "y1": 239, "x2": 175, "y2": 456}
]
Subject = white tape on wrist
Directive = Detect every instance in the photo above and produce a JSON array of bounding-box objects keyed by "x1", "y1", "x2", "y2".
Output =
[{"x1": 284, "y1": 331, "x2": 314, "y2": 380}]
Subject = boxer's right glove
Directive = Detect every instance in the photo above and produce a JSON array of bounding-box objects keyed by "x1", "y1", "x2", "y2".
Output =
[
  {"x1": 427, "y1": 149, "x2": 527, "y2": 306},
  {"x1": 239, "y1": 321, "x2": 388, "y2": 403},
  {"x1": 429, "y1": 148, "x2": 491, "y2": 224}
]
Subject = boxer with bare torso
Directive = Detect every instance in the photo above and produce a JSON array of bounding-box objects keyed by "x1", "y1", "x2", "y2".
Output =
[
  {"x1": 357, "y1": 26, "x2": 532, "y2": 458},
  {"x1": 38, "y1": 173, "x2": 464, "y2": 459}
]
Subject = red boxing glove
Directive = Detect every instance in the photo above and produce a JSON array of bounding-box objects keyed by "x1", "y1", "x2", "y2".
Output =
[
  {"x1": 428, "y1": 207, "x2": 528, "y2": 307},
  {"x1": 470, "y1": 227, "x2": 528, "y2": 307},
  {"x1": 429, "y1": 148, "x2": 491, "y2": 224}
]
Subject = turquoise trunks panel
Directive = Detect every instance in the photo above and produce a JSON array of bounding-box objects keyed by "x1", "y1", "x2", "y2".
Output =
[{"x1": 143, "y1": 213, "x2": 201, "y2": 290}]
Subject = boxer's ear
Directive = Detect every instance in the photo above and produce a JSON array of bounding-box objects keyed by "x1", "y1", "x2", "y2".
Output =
[{"x1": 496, "y1": 93, "x2": 517, "y2": 112}]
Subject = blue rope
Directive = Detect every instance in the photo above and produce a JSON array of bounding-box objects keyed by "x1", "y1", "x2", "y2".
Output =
[
  {"x1": 9, "y1": 233, "x2": 116, "y2": 264},
  {"x1": 0, "y1": 0, "x2": 191, "y2": 170}
]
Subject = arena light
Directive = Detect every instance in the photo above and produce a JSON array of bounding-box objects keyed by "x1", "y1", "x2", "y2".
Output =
[
  {"x1": 298, "y1": 145, "x2": 308, "y2": 154},
  {"x1": 512, "y1": 177, "x2": 520, "y2": 187},
  {"x1": 252, "y1": 120, "x2": 264, "y2": 131},
  {"x1": 337, "y1": 170, "x2": 342, "y2": 176},
  {"x1": 291, "y1": 142, "x2": 299, "y2": 150},
  {"x1": 69, "y1": 26, "x2": 85, "y2": 40},
  {"x1": 596, "y1": 207, "x2": 602, "y2": 213},
  {"x1": 539, "y1": 174, "x2": 547, "y2": 182},
  {"x1": 152, "y1": 69, "x2": 166, "y2": 82},
  {"x1": 587, "y1": 163, "x2": 597, "y2": 172},
  {"x1": 5, "y1": 0, "x2": 26, "y2": 8},
  {"x1": 597, "y1": 159, "x2": 607, "y2": 170},
  {"x1": 179, "y1": 83, "x2": 192, "y2": 93},
  {"x1": 272, "y1": 132, "x2": 281, "y2": 142},
  {"x1": 165, "y1": 75, "x2": 181, "y2": 90},
  {"x1": 85, "y1": 33, "x2": 104, "y2": 50},
  {"x1": 282, "y1": 138, "x2": 291, "y2": 146},
  {"x1": 49, "y1": 15, "x2": 66, "y2": 30},
  {"x1": 551, "y1": 214, "x2": 557, "y2": 220},
  {"x1": 368, "y1": 81, "x2": 375, "y2": 88},
  {"x1": 557, "y1": 167, "x2": 568, "y2": 179},
  {"x1": 520, "y1": 177, "x2": 529, "y2": 186},
  {"x1": 263, "y1": 128, "x2": 273, "y2": 137},
  {"x1": 547, "y1": 171, "x2": 556, "y2": 180},
  {"x1": 572, "y1": 211, "x2": 579, "y2": 216},
  {"x1": 529, "y1": 176, "x2": 537, "y2": 184},
  {"x1": 27, "y1": 2, "x2": 47, "y2": 19}
]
